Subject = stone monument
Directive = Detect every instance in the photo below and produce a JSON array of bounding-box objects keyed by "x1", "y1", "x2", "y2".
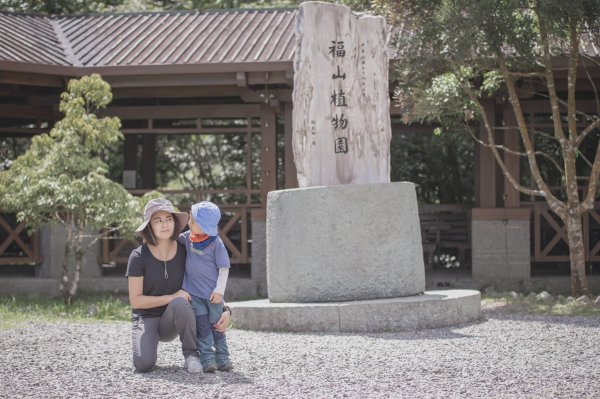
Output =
[{"x1": 231, "y1": 2, "x2": 480, "y2": 332}]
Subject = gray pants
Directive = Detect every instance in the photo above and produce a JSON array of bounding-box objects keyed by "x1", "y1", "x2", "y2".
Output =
[{"x1": 131, "y1": 297, "x2": 198, "y2": 372}]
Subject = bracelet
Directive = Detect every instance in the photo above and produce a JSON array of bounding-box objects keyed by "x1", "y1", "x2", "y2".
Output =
[{"x1": 223, "y1": 305, "x2": 232, "y2": 316}]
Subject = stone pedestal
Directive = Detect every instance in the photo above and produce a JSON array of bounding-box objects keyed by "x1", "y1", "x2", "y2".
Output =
[
  {"x1": 471, "y1": 208, "x2": 531, "y2": 289},
  {"x1": 267, "y1": 182, "x2": 425, "y2": 302}
]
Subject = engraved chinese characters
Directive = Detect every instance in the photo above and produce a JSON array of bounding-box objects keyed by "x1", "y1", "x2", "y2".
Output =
[{"x1": 292, "y1": 1, "x2": 391, "y2": 187}]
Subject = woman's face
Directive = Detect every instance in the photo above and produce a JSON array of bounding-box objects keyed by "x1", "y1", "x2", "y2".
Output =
[{"x1": 150, "y1": 210, "x2": 175, "y2": 240}]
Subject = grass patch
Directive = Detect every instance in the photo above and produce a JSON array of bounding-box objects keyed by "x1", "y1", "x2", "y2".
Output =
[
  {"x1": 482, "y1": 294, "x2": 600, "y2": 317},
  {"x1": 0, "y1": 294, "x2": 131, "y2": 329}
]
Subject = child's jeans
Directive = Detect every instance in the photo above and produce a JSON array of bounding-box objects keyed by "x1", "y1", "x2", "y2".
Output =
[{"x1": 190, "y1": 295, "x2": 230, "y2": 368}]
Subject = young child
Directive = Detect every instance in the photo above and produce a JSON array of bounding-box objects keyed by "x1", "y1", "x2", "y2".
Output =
[{"x1": 180, "y1": 201, "x2": 233, "y2": 373}]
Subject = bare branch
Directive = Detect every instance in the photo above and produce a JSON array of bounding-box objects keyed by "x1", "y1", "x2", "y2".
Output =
[
  {"x1": 576, "y1": 149, "x2": 594, "y2": 169},
  {"x1": 465, "y1": 89, "x2": 546, "y2": 197},
  {"x1": 496, "y1": 53, "x2": 565, "y2": 213},
  {"x1": 465, "y1": 125, "x2": 564, "y2": 174},
  {"x1": 580, "y1": 54, "x2": 600, "y2": 114},
  {"x1": 508, "y1": 72, "x2": 545, "y2": 77},
  {"x1": 575, "y1": 118, "x2": 600, "y2": 147},
  {"x1": 534, "y1": 5, "x2": 568, "y2": 145},
  {"x1": 566, "y1": 20, "x2": 579, "y2": 142},
  {"x1": 530, "y1": 128, "x2": 560, "y2": 142},
  {"x1": 580, "y1": 143, "x2": 600, "y2": 213}
]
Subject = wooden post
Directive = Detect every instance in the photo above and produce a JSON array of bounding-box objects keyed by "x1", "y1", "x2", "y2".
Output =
[
  {"x1": 475, "y1": 100, "x2": 497, "y2": 208},
  {"x1": 141, "y1": 135, "x2": 156, "y2": 189},
  {"x1": 283, "y1": 102, "x2": 298, "y2": 188},
  {"x1": 260, "y1": 105, "x2": 277, "y2": 204},
  {"x1": 503, "y1": 104, "x2": 520, "y2": 208},
  {"x1": 292, "y1": 2, "x2": 391, "y2": 187}
]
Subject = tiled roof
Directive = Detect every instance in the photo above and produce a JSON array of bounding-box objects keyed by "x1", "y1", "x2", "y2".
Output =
[
  {"x1": 0, "y1": 9, "x2": 297, "y2": 68},
  {"x1": 0, "y1": 12, "x2": 68, "y2": 65},
  {"x1": 0, "y1": 9, "x2": 598, "y2": 71}
]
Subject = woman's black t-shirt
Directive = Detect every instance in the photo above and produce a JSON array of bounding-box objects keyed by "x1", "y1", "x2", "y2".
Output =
[{"x1": 125, "y1": 242, "x2": 187, "y2": 318}]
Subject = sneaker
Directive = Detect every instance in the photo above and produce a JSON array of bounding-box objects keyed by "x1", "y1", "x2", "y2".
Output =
[
  {"x1": 203, "y1": 363, "x2": 218, "y2": 373},
  {"x1": 218, "y1": 362, "x2": 234, "y2": 372},
  {"x1": 184, "y1": 356, "x2": 203, "y2": 374}
]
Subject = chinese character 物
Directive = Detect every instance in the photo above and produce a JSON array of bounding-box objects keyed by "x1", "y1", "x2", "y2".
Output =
[{"x1": 332, "y1": 114, "x2": 348, "y2": 130}]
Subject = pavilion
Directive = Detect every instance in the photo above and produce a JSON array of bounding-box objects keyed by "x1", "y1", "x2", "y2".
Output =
[{"x1": 1, "y1": 8, "x2": 599, "y2": 296}]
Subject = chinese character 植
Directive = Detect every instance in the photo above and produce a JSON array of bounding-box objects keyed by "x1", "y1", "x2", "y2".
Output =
[{"x1": 331, "y1": 89, "x2": 347, "y2": 107}]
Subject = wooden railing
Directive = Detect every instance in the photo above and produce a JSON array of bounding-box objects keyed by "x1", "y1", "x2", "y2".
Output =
[
  {"x1": 0, "y1": 213, "x2": 41, "y2": 265},
  {"x1": 100, "y1": 204, "x2": 257, "y2": 266},
  {"x1": 526, "y1": 203, "x2": 600, "y2": 262}
]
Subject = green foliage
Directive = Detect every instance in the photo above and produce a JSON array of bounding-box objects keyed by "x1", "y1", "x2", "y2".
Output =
[
  {"x1": 0, "y1": 74, "x2": 142, "y2": 302},
  {"x1": 0, "y1": 74, "x2": 139, "y2": 237},
  {"x1": 391, "y1": 129, "x2": 474, "y2": 205},
  {"x1": 392, "y1": 0, "x2": 600, "y2": 128},
  {"x1": 0, "y1": 0, "x2": 299, "y2": 14},
  {"x1": 0, "y1": 295, "x2": 131, "y2": 329},
  {"x1": 482, "y1": 293, "x2": 600, "y2": 317}
]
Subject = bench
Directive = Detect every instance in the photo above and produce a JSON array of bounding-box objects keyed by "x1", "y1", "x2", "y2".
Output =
[{"x1": 418, "y1": 204, "x2": 470, "y2": 269}]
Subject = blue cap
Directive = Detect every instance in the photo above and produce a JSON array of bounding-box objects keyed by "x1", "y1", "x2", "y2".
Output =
[{"x1": 191, "y1": 201, "x2": 221, "y2": 236}]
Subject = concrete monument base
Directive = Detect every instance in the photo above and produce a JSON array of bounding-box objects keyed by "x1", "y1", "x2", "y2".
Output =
[{"x1": 230, "y1": 289, "x2": 481, "y2": 333}]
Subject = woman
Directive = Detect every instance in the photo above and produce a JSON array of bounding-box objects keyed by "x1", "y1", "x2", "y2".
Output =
[{"x1": 126, "y1": 198, "x2": 231, "y2": 373}]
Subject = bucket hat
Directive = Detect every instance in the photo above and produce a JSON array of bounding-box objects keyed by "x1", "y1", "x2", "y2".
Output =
[
  {"x1": 135, "y1": 198, "x2": 188, "y2": 235},
  {"x1": 191, "y1": 201, "x2": 221, "y2": 236}
]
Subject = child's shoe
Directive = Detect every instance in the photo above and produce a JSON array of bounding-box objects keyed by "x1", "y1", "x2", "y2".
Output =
[
  {"x1": 184, "y1": 356, "x2": 203, "y2": 374},
  {"x1": 203, "y1": 363, "x2": 218, "y2": 373},
  {"x1": 218, "y1": 362, "x2": 234, "y2": 372}
]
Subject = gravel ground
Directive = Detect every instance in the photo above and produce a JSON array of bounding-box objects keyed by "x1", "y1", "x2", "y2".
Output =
[{"x1": 1, "y1": 306, "x2": 599, "y2": 399}]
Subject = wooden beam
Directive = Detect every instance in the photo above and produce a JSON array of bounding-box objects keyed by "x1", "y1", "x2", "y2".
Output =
[
  {"x1": 104, "y1": 73, "x2": 239, "y2": 88},
  {"x1": 236, "y1": 72, "x2": 247, "y2": 87},
  {"x1": 0, "y1": 104, "x2": 55, "y2": 119},
  {"x1": 247, "y1": 71, "x2": 292, "y2": 86},
  {"x1": 101, "y1": 104, "x2": 261, "y2": 119},
  {"x1": 0, "y1": 71, "x2": 65, "y2": 87}
]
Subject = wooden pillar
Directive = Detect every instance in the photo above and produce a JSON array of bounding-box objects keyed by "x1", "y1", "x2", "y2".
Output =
[
  {"x1": 141, "y1": 135, "x2": 156, "y2": 189},
  {"x1": 503, "y1": 104, "x2": 520, "y2": 208},
  {"x1": 475, "y1": 100, "x2": 497, "y2": 208},
  {"x1": 260, "y1": 105, "x2": 277, "y2": 205},
  {"x1": 123, "y1": 134, "x2": 137, "y2": 189},
  {"x1": 283, "y1": 102, "x2": 298, "y2": 188}
]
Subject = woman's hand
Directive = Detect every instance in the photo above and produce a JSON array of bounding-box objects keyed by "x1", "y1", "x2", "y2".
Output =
[
  {"x1": 213, "y1": 308, "x2": 231, "y2": 333},
  {"x1": 171, "y1": 289, "x2": 191, "y2": 302}
]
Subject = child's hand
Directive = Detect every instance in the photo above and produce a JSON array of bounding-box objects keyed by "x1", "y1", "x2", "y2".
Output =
[{"x1": 210, "y1": 292, "x2": 223, "y2": 304}]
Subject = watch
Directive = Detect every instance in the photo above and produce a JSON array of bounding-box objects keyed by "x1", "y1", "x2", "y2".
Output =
[{"x1": 223, "y1": 305, "x2": 232, "y2": 316}]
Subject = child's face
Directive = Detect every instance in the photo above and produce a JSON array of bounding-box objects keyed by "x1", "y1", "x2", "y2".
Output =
[{"x1": 188, "y1": 213, "x2": 205, "y2": 235}]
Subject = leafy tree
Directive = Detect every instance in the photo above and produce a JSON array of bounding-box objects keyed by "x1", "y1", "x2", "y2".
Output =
[
  {"x1": 391, "y1": 0, "x2": 600, "y2": 296},
  {"x1": 0, "y1": 0, "x2": 298, "y2": 14},
  {"x1": 0, "y1": 74, "x2": 142, "y2": 304}
]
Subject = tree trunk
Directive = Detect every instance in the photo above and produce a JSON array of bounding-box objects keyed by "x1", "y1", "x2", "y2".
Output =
[
  {"x1": 564, "y1": 210, "x2": 589, "y2": 297},
  {"x1": 68, "y1": 229, "x2": 84, "y2": 303},
  {"x1": 62, "y1": 222, "x2": 73, "y2": 305}
]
